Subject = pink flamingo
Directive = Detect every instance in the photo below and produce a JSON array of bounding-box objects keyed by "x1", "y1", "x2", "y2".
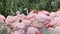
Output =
[{"x1": 26, "y1": 27, "x2": 41, "y2": 34}]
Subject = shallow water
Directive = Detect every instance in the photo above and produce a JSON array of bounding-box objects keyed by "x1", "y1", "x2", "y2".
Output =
[{"x1": 44, "y1": 30, "x2": 60, "y2": 34}]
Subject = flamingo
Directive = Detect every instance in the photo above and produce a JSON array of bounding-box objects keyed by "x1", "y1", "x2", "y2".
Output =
[{"x1": 26, "y1": 27, "x2": 41, "y2": 34}]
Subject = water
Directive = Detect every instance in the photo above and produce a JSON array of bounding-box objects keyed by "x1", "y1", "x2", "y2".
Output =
[{"x1": 44, "y1": 29, "x2": 60, "y2": 34}]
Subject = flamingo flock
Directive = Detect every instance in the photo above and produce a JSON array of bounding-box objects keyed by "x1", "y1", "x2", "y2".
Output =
[{"x1": 0, "y1": 9, "x2": 60, "y2": 34}]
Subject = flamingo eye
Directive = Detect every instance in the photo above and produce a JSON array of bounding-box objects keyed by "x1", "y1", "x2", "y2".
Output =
[
  {"x1": 19, "y1": 19, "x2": 22, "y2": 22},
  {"x1": 11, "y1": 27, "x2": 13, "y2": 29}
]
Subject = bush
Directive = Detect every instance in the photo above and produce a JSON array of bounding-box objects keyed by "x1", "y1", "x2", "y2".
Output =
[{"x1": 0, "y1": 0, "x2": 60, "y2": 16}]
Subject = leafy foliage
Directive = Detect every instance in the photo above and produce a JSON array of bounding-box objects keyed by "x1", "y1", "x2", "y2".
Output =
[
  {"x1": 0, "y1": 21, "x2": 7, "y2": 34},
  {"x1": 0, "y1": 0, "x2": 60, "y2": 16},
  {"x1": 2, "y1": 28, "x2": 7, "y2": 34}
]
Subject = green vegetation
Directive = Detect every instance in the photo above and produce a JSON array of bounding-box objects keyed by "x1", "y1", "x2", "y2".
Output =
[{"x1": 0, "y1": 0, "x2": 60, "y2": 16}]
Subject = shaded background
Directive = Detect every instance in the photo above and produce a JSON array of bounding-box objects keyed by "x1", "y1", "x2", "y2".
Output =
[{"x1": 0, "y1": 0, "x2": 60, "y2": 17}]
